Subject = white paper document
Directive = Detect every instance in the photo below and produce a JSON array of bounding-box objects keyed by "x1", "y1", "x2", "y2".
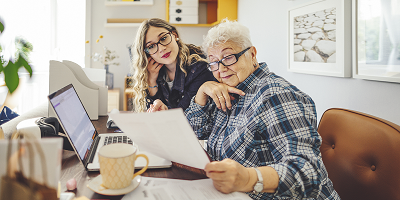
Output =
[
  {"x1": 122, "y1": 177, "x2": 252, "y2": 200},
  {"x1": 109, "y1": 108, "x2": 210, "y2": 169}
]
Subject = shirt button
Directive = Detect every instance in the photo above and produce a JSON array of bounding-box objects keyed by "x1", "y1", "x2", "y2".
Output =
[{"x1": 147, "y1": 99, "x2": 151, "y2": 103}]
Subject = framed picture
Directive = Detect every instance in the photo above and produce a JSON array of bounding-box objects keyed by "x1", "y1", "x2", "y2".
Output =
[
  {"x1": 288, "y1": 0, "x2": 351, "y2": 77},
  {"x1": 352, "y1": 0, "x2": 400, "y2": 83}
]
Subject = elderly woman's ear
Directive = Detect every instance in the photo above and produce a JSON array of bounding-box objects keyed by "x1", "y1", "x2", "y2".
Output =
[{"x1": 250, "y1": 46, "x2": 258, "y2": 68}]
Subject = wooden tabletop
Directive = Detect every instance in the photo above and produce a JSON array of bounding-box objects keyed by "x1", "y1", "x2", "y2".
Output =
[{"x1": 60, "y1": 116, "x2": 207, "y2": 199}]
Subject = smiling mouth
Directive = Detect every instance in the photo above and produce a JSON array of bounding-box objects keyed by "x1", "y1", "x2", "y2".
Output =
[
  {"x1": 222, "y1": 75, "x2": 233, "y2": 79},
  {"x1": 162, "y1": 52, "x2": 171, "y2": 58}
]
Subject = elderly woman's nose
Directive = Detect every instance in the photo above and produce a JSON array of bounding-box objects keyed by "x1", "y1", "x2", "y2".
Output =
[{"x1": 218, "y1": 63, "x2": 228, "y2": 72}]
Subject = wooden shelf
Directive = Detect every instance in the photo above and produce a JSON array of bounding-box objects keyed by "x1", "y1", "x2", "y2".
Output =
[
  {"x1": 105, "y1": 0, "x2": 154, "y2": 6},
  {"x1": 104, "y1": 23, "x2": 142, "y2": 28},
  {"x1": 166, "y1": 0, "x2": 237, "y2": 27},
  {"x1": 172, "y1": 23, "x2": 217, "y2": 27},
  {"x1": 104, "y1": 18, "x2": 147, "y2": 28}
]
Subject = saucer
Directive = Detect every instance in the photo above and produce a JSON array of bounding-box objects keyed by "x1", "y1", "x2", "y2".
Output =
[{"x1": 87, "y1": 175, "x2": 141, "y2": 196}]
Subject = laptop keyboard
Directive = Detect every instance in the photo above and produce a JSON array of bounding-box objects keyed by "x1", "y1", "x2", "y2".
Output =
[{"x1": 103, "y1": 135, "x2": 133, "y2": 146}]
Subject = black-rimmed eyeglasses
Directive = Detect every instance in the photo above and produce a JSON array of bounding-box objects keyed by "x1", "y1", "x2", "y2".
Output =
[
  {"x1": 207, "y1": 47, "x2": 251, "y2": 72},
  {"x1": 145, "y1": 32, "x2": 173, "y2": 55}
]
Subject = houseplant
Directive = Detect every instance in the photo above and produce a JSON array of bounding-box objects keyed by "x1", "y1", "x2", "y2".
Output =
[{"x1": 0, "y1": 19, "x2": 33, "y2": 94}]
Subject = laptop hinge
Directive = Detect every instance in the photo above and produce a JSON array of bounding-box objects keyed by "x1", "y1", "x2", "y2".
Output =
[{"x1": 87, "y1": 135, "x2": 100, "y2": 164}]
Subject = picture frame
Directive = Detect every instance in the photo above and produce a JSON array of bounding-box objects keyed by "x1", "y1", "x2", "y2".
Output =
[
  {"x1": 352, "y1": 0, "x2": 400, "y2": 83},
  {"x1": 288, "y1": 0, "x2": 351, "y2": 77}
]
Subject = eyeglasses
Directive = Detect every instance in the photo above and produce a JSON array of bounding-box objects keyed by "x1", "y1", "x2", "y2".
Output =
[
  {"x1": 145, "y1": 32, "x2": 173, "y2": 55},
  {"x1": 207, "y1": 47, "x2": 251, "y2": 72}
]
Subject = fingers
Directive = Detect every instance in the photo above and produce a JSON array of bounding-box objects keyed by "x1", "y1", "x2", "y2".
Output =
[
  {"x1": 208, "y1": 83, "x2": 244, "y2": 112},
  {"x1": 147, "y1": 100, "x2": 168, "y2": 113},
  {"x1": 147, "y1": 104, "x2": 154, "y2": 113},
  {"x1": 153, "y1": 99, "x2": 168, "y2": 111},
  {"x1": 196, "y1": 81, "x2": 246, "y2": 111},
  {"x1": 147, "y1": 57, "x2": 163, "y2": 72},
  {"x1": 227, "y1": 87, "x2": 246, "y2": 96},
  {"x1": 205, "y1": 159, "x2": 246, "y2": 194}
]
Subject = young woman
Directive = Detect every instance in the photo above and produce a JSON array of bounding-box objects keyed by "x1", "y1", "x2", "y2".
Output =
[{"x1": 131, "y1": 18, "x2": 215, "y2": 112}]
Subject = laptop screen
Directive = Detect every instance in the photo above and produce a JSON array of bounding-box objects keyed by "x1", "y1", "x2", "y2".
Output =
[{"x1": 48, "y1": 84, "x2": 96, "y2": 163}]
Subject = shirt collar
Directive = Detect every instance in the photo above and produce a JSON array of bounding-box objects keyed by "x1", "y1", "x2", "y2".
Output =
[{"x1": 156, "y1": 64, "x2": 185, "y2": 93}]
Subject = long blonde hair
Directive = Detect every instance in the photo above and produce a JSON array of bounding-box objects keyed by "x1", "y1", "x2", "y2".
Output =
[{"x1": 131, "y1": 18, "x2": 206, "y2": 112}]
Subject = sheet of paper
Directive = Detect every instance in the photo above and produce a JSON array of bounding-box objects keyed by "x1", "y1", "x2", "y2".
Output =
[
  {"x1": 122, "y1": 177, "x2": 252, "y2": 200},
  {"x1": 109, "y1": 108, "x2": 210, "y2": 169}
]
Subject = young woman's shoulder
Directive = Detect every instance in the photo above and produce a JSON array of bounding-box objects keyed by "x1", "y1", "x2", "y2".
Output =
[{"x1": 186, "y1": 44, "x2": 206, "y2": 59}]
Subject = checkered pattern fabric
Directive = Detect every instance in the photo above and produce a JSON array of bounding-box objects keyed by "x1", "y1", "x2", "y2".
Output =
[{"x1": 185, "y1": 63, "x2": 340, "y2": 200}]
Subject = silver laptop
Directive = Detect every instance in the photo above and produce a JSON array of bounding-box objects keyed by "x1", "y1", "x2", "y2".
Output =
[{"x1": 48, "y1": 83, "x2": 171, "y2": 171}]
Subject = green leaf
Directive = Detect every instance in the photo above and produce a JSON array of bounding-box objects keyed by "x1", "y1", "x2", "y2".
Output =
[
  {"x1": 17, "y1": 55, "x2": 33, "y2": 77},
  {"x1": 0, "y1": 21, "x2": 4, "y2": 34},
  {"x1": 0, "y1": 59, "x2": 3, "y2": 73},
  {"x1": 3, "y1": 61, "x2": 19, "y2": 94}
]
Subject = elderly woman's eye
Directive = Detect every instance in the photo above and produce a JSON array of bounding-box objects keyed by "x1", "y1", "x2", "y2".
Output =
[{"x1": 225, "y1": 55, "x2": 235, "y2": 60}]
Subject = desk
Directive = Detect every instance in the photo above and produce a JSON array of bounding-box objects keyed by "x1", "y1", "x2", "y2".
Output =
[{"x1": 60, "y1": 116, "x2": 207, "y2": 199}]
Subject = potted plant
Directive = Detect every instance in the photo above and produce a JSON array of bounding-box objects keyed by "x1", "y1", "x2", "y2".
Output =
[
  {"x1": 88, "y1": 35, "x2": 119, "y2": 89},
  {"x1": 0, "y1": 19, "x2": 33, "y2": 94}
]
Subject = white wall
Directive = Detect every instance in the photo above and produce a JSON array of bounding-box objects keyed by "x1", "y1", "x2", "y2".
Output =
[
  {"x1": 90, "y1": 0, "x2": 400, "y2": 125},
  {"x1": 90, "y1": 0, "x2": 210, "y2": 110},
  {"x1": 237, "y1": 0, "x2": 400, "y2": 125}
]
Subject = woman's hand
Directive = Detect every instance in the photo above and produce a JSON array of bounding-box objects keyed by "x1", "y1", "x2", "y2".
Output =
[
  {"x1": 194, "y1": 81, "x2": 245, "y2": 112},
  {"x1": 147, "y1": 99, "x2": 168, "y2": 112},
  {"x1": 205, "y1": 158, "x2": 253, "y2": 194},
  {"x1": 147, "y1": 56, "x2": 163, "y2": 86}
]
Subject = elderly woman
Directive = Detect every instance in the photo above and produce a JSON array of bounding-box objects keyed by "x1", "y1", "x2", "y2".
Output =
[{"x1": 183, "y1": 20, "x2": 340, "y2": 199}]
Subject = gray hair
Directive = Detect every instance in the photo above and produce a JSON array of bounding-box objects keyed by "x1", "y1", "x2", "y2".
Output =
[{"x1": 202, "y1": 19, "x2": 253, "y2": 56}]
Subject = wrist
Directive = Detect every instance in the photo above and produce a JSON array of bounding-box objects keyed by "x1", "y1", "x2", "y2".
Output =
[
  {"x1": 252, "y1": 167, "x2": 264, "y2": 194},
  {"x1": 148, "y1": 79, "x2": 158, "y2": 88},
  {"x1": 149, "y1": 83, "x2": 158, "y2": 88},
  {"x1": 194, "y1": 93, "x2": 208, "y2": 106},
  {"x1": 241, "y1": 168, "x2": 258, "y2": 193}
]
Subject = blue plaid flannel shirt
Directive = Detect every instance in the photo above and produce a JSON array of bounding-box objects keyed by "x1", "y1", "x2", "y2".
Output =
[{"x1": 185, "y1": 63, "x2": 340, "y2": 199}]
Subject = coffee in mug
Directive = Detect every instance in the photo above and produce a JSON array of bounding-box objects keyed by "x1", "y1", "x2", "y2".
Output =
[{"x1": 98, "y1": 143, "x2": 149, "y2": 189}]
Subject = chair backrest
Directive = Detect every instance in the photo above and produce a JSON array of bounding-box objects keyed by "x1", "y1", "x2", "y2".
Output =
[{"x1": 318, "y1": 108, "x2": 400, "y2": 200}]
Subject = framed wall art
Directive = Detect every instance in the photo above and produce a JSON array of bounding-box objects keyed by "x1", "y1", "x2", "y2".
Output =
[
  {"x1": 288, "y1": 0, "x2": 351, "y2": 77},
  {"x1": 352, "y1": 0, "x2": 400, "y2": 83}
]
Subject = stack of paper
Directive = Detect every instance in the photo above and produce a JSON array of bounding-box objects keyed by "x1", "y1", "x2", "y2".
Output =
[{"x1": 122, "y1": 177, "x2": 252, "y2": 200}]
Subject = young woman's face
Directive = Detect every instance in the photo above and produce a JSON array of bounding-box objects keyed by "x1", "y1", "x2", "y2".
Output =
[{"x1": 145, "y1": 26, "x2": 179, "y2": 66}]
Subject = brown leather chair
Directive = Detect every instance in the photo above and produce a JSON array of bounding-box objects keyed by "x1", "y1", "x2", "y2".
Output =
[{"x1": 318, "y1": 108, "x2": 400, "y2": 200}]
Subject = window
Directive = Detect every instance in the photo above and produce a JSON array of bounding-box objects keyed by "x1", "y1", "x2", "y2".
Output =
[{"x1": 0, "y1": 0, "x2": 86, "y2": 114}]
